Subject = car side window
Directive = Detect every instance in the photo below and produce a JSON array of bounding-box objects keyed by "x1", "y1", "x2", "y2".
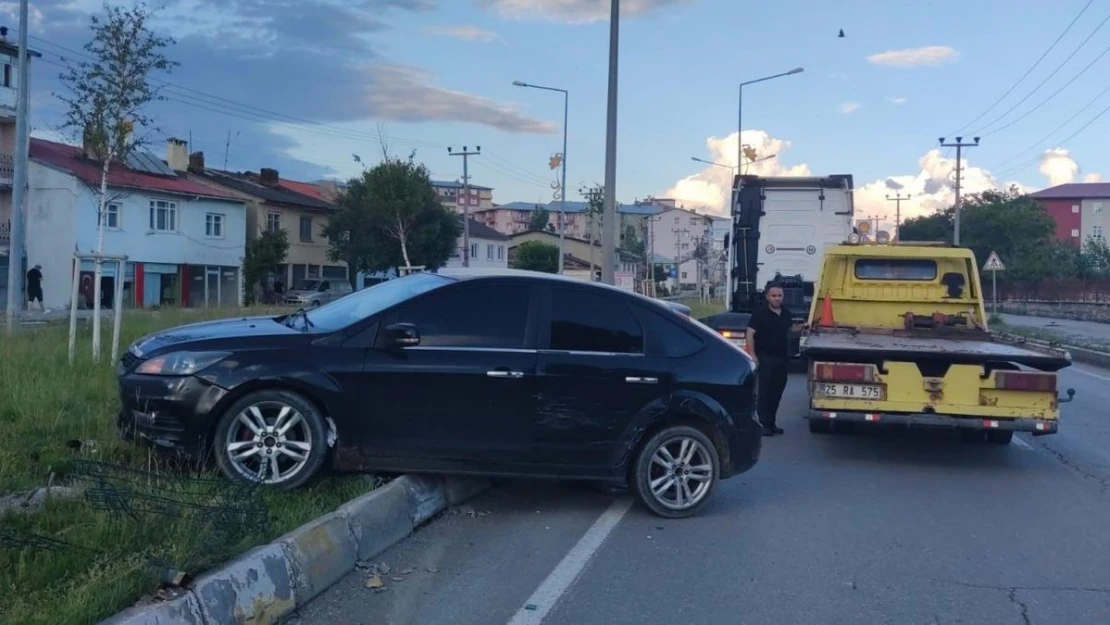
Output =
[
  {"x1": 393, "y1": 283, "x2": 531, "y2": 349},
  {"x1": 630, "y1": 303, "x2": 705, "y2": 358},
  {"x1": 548, "y1": 287, "x2": 643, "y2": 354}
]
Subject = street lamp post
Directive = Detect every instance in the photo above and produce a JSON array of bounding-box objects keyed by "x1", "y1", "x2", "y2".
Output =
[
  {"x1": 737, "y1": 67, "x2": 804, "y2": 175},
  {"x1": 512, "y1": 79, "x2": 568, "y2": 274},
  {"x1": 601, "y1": 0, "x2": 619, "y2": 285}
]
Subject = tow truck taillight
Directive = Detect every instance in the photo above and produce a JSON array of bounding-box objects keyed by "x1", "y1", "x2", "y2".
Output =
[
  {"x1": 812, "y1": 362, "x2": 876, "y2": 382},
  {"x1": 995, "y1": 371, "x2": 1057, "y2": 392}
]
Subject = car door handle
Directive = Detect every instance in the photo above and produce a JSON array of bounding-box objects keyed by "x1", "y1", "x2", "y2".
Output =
[
  {"x1": 487, "y1": 370, "x2": 525, "y2": 379},
  {"x1": 625, "y1": 376, "x2": 659, "y2": 384}
]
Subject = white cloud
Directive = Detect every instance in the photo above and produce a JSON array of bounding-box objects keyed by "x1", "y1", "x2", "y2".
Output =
[
  {"x1": 839, "y1": 102, "x2": 861, "y2": 114},
  {"x1": 362, "y1": 64, "x2": 558, "y2": 134},
  {"x1": 477, "y1": 0, "x2": 693, "y2": 23},
  {"x1": 1085, "y1": 172, "x2": 1104, "y2": 183},
  {"x1": 1038, "y1": 148, "x2": 1081, "y2": 187},
  {"x1": 886, "y1": 96, "x2": 908, "y2": 105},
  {"x1": 660, "y1": 130, "x2": 811, "y2": 215},
  {"x1": 867, "y1": 46, "x2": 958, "y2": 67},
  {"x1": 427, "y1": 25, "x2": 505, "y2": 43}
]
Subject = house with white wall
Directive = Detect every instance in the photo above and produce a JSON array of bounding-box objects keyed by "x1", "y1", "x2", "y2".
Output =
[
  {"x1": 26, "y1": 138, "x2": 247, "y2": 310},
  {"x1": 445, "y1": 218, "x2": 509, "y2": 269},
  {"x1": 645, "y1": 206, "x2": 713, "y2": 288}
]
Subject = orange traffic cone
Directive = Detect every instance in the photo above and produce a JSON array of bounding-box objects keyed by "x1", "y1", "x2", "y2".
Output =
[{"x1": 818, "y1": 295, "x2": 835, "y2": 327}]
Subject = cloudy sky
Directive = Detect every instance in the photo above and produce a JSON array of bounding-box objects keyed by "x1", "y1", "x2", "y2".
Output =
[{"x1": 11, "y1": 0, "x2": 1109, "y2": 224}]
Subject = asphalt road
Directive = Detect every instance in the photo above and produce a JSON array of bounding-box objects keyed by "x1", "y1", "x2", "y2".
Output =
[
  {"x1": 288, "y1": 366, "x2": 1110, "y2": 625},
  {"x1": 1000, "y1": 313, "x2": 1110, "y2": 344}
]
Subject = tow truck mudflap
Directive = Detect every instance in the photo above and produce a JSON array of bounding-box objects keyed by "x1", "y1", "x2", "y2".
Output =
[{"x1": 805, "y1": 410, "x2": 1061, "y2": 435}]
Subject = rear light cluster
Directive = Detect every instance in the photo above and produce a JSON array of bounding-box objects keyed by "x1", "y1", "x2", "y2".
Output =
[
  {"x1": 720, "y1": 330, "x2": 744, "y2": 341},
  {"x1": 995, "y1": 371, "x2": 1057, "y2": 392},
  {"x1": 812, "y1": 362, "x2": 876, "y2": 382}
]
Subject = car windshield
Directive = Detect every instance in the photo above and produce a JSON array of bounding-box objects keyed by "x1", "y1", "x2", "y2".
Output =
[
  {"x1": 295, "y1": 279, "x2": 321, "y2": 291},
  {"x1": 297, "y1": 273, "x2": 454, "y2": 330}
]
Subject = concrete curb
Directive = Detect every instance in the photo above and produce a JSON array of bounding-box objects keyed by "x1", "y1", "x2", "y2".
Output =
[
  {"x1": 98, "y1": 475, "x2": 489, "y2": 625},
  {"x1": 1015, "y1": 336, "x2": 1110, "y2": 370}
]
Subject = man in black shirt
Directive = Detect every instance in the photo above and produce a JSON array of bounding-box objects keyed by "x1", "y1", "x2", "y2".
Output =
[
  {"x1": 745, "y1": 283, "x2": 798, "y2": 436},
  {"x1": 26, "y1": 263, "x2": 43, "y2": 311}
]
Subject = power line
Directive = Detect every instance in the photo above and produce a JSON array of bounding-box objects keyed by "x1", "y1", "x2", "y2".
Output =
[
  {"x1": 885, "y1": 193, "x2": 910, "y2": 236},
  {"x1": 989, "y1": 81, "x2": 1110, "y2": 170},
  {"x1": 979, "y1": 39, "x2": 1110, "y2": 138},
  {"x1": 968, "y1": 10, "x2": 1110, "y2": 136},
  {"x1": 951, "y1": 0, "x2": 1094, "y2": 135},
  {"x1": 993, "y1": 99, "x2": 1110, "y2": 179},
  {"x1": 33, "y1": 40, "x2": 554, "y2": 185}
]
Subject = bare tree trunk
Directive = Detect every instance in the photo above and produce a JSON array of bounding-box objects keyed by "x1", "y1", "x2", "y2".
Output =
[
  {"x1": 92, "y1": 157, "x2": 112, "y2": 363},
  {"x1": 397, "y1": 219, "x2": 412, "y2": 269}
]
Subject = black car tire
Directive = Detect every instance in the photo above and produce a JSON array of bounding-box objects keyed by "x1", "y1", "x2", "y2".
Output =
[
  {"x1": 986, "y1": 430, "x2": 1014, "y2": 445},
  {"x1": 213, "y1": 389, "x2": 329, "y2": 490},
  {"x1": 631, "y1": 425, "x2": 720, "y2": 519}
]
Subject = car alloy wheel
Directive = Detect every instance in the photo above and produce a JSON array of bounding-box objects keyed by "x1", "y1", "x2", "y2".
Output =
[
  {"x1": 632, "y1": 425, "x2": 719, "y2": 518},
  {"x1": 214, "y1": 390, "x2": 328, "y2": 489}
]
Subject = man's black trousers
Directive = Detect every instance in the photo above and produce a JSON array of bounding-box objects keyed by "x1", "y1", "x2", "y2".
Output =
[{"x1": 756, "y1": 356, "x2": 790, "y2": 428}]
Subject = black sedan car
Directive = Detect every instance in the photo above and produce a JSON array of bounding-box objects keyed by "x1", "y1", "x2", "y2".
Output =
[{"x1": 117, "y1": 269, "x2": 761, "y2": 517}]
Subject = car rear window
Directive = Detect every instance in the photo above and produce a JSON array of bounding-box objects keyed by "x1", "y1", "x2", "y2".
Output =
[{"x1": 854, "y1": 259, "x2": 937, "y2": 281}]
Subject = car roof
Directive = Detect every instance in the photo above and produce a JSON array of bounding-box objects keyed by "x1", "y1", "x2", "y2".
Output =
[{"x1": 433, "y1": 267, "x2": 678, "y2": 311}]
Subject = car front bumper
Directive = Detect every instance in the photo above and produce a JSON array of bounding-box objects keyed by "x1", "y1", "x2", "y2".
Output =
[
  {"x1": 806, "y1": 409, "x2": 1058, "y2": 435},
  {"x1": 116, "y1": 373, "x2": 230, "y2": 453}
]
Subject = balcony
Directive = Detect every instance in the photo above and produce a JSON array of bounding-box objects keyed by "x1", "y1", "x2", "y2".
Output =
[{"x1": 0, "y1": 153, "x2": 12, "y2": 187}]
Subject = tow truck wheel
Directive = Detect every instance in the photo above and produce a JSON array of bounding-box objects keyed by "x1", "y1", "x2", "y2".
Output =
[
  {"x1": 986, "y1": 430, "x2": 1014, "y2": 445},
  {"x1": 808, "y1": 419, "x2": 832, "y2": 434}
]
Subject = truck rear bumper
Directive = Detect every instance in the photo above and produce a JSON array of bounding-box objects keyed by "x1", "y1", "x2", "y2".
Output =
[{"x1": 806, "y1": 409, "x2": 1058, "y2": 435}]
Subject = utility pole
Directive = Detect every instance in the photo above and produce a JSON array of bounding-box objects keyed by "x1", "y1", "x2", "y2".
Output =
[
  {"x1": 600, "y1": 0, "x2": 619, "y2": 285},
  {"x1": 5, "y1": 0, "x2": 30, "y2": 333},
  {"x1": 939, "y1": 136, "x2": 979, "y2": 246},
  {"x1": 448, "y1": 145, "x2": 480, "y2": 267},
  {"x1": 886, "y1": 193, "x2": 910, "y2": 239}
]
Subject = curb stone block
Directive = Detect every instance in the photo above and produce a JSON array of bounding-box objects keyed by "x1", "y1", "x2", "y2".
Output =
[
  {"x1": 192, "y1": 542, "x2": 296, "y2": 625},
  {"x1": 279, "y1": 508, "x2": 359, "y2": 601},
  {"x1": 401, "y1": 474, "x2": 448, "y2": 525},
  {"x1": 444, "y1": 477, "x2": 491, "y2": 506},
  {"x1": 97, "y1": 592, "x2": 205, "y2": 625},
  {"x1": 340, "y1": 479, "x2": 414, "y2": 561},
  {"x1": 1067, "y1": 345, "x2": 1110, "y2": 369}
]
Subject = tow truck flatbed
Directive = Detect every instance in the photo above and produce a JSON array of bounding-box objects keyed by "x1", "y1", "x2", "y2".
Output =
[{"x1": 803, "y1": 330, "x2": 1072, "y2": 372}]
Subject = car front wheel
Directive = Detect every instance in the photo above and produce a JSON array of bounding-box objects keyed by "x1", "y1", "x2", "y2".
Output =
[
  {"x1": 213, "y1": 389, "x2": 329, "y2": 489},
  {"x1": 631, "y1": 425, "x2": 720, "y2": 518}
]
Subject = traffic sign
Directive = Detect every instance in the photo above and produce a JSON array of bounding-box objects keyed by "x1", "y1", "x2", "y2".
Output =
[{"x1": 983, "y1": 251, "x2": 1005, "y2": 271}]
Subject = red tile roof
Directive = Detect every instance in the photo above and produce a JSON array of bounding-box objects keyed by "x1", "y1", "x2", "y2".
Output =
[
  {"x1": 30, "y1": 138, "x2": 241, "y2": 201},
  {"x1": 1030, "y1": 183, "x2": 1110, "y2": 200},
  {"x1": 279, "y1": 179, "x2": 330, "y2": 202}
]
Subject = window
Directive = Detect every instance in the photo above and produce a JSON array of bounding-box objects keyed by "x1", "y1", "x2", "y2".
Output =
[
  {"x1": 632, "y1": 303, "x2": 705, "y2": 358},
  {"x1": 149, "y1": 200, "x2": 177, "y2": 232},
  {"x1": 674, "y1": 216, "x2": 679, "y2": 224},
  {"x1": 266, "y1": 212, "x2": 282, "y2": 232},
  {"x1": 470, "y1": 243, "x2": 478, "y2": 259},
  {"x1": 548, "y1": 287, "x2": 643, "y2": 354},
  {"x1": 206, "y1": 213, "x2": 224, "y2": 238},
  {"x1": 1095, "y1": 226, "x2": 1104, "y2": 240},
  {"x1": 1072, "y1": 229, "x2": 1081, "y2": 237},
  {"x1": 1095, "y1": 202, "x2": 1104, "y2": 215},
  {"x1": 2, "y1": 63, "x2": 11, "y2": 88},
  {"x1": 855, "y1": 258, "x2": 938, "y2": 281},
  {"x1": 307, "y1": 273, "x2": 454, "y2": 331},
  {"x1": 392, "y1": 283, "x2": 530, "y2": 348},
  {"x1": 681, "y1": 272, "x2": 688, "y2": 279},
  {"x1": 487, "y1": 244, "x2": 494, "y2": 260},
  {"x1": 1072, "y1": 204, "x2": 1081, "y2": 214},
  {"x1": 98, "y1": 203, "x2": 120, "y2": 229},
  {"x1": 497, "y1": 246, "x2": 504, "y2": 261},
  {"x1": 690, "y1": 217, "x2": 699, "y2": 225},
  {"x1": 300, "y1": 216, "x2": 313, "y2": 242},
  {"x1": 307, "y1": 264, "x2": 321, "y2": 278}
]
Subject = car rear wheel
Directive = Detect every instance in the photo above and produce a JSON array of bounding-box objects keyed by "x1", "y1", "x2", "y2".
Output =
[
  {"x1": 631, "y1": 425, "x2": 719, "y2": 518},
  {"x1": 213, "y1": 389, "x2": 328, "y2": 490}
]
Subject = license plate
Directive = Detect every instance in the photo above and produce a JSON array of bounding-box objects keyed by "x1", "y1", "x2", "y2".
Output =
[{"x1": 817, "y1": 383, "x2": 882, "y2": 399}]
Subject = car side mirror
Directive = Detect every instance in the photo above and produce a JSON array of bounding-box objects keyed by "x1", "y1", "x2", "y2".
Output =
[{"x1": 383, "y1": 322, "x2": 420, "y2": 348}]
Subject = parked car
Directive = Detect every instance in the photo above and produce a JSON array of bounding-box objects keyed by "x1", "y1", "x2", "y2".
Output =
[
  {"x1": 116, "y1": 269, "x2": 761, "y2": 517},
  {"x1": 283, "y1": 278, "x2": 354, "y2": 307}
]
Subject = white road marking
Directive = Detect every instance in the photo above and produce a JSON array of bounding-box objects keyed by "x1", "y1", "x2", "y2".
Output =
[
  {"x1": 1012, "y1": 435, "x2": 1034, "y2": 451},
  {"x1": 506, "y1": 497, "x2": 633, "y2": 625},
  {"x1": 1068, "y1": 366, "x2": 1110, "y2": 384}
]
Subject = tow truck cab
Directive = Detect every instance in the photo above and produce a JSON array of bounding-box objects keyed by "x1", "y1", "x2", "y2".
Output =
[{"x1": 802, "y1": 240, "x2": 1075, "y2": 443}]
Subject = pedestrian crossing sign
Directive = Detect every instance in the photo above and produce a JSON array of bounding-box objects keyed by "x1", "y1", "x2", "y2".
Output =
[{"x1": 983, "y1": 251, "x2": 1005, "y2": 271}]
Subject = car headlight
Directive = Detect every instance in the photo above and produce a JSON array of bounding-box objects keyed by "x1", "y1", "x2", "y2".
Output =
[{"x1": 136, "y1": 351, "x2": 231, "y2": 376}]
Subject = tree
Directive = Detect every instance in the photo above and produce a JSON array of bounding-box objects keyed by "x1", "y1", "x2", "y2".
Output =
[
  {"x1": 57, "y1": 2, "x2": 176, "y2": 362},
  {"x1": 324, "y1": 156, "x2": 460, "y2": 275},
  {"x1": 512, "y1": 241, "x2": 559, "y2": 273},
  {"x1": 243, "y1": 229, "x2": 289, "y2": 304},
  {"x1": 898, "y1": 208, "x2": 954, "y2": 242},
  {"x1": 529, "y1": 206, "x2": 552, "y2": 232}
]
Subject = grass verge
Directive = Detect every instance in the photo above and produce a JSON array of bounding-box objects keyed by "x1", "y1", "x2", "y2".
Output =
[
  {"x1": 992, "y1": 321, "x2": 1110, "y2": 354},
  {"x1": 0, "y1": 307, "x2": 375, "y2": 625}
]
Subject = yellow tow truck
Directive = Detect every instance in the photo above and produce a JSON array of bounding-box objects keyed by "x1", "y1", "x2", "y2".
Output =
[{"x1": 802, "y1": 238, "x2": 1075, "y2": 444}]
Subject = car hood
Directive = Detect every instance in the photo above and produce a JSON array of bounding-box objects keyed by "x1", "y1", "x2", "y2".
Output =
[
  {"x1": 131, "y1": 315, "x2": 305, "y2": 356},
  {"x1": 285, "y1": 290, "x2": 314, "y2": 298}
]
